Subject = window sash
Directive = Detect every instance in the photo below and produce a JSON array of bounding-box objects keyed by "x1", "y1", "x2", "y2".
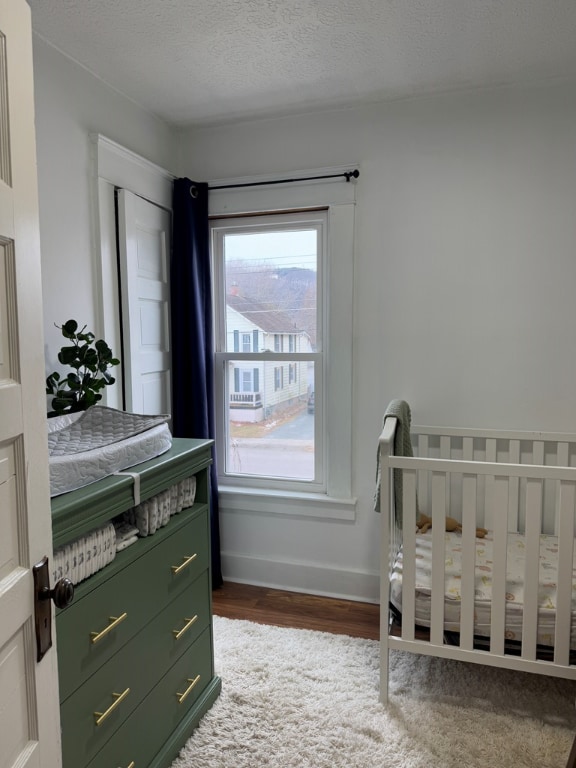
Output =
[{"x1": 212, "y1": 212, "x2": 326, "y2": 489}]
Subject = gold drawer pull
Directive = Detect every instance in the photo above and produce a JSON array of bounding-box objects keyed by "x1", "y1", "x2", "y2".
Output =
[
  {"x1": 118, "y1": 763, "x2": 135, "y2": 768},
  {"x1": 172, "y1": 615, "x2": 198, "y2": 640},
  {"x1": 171, "y1": 553, "x2": 197, "y2": 574},
  {"x1": 90, "y1": 612, "x2": 128, "y2": 644},
  {"x1": 176, "y1": 675, "x2": 201, "y2": 704},
  {"x1": 94, "y1": 687, "x2": 130, "y2": 726}
]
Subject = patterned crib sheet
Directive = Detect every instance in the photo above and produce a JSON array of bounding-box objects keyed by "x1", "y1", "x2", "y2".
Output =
[{"x1": 390, "y1": 530, "x2": 576, "y2": 647}]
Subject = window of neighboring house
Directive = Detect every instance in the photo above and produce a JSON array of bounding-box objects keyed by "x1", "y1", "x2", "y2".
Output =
[
  {"x1": 274, "y1": 366, "x2": 283, "y2": 391},
  {"x1": 212, "y1": 210, "x2": 325, "y2": 488},
  {"x1": 241, "y1": 369, "x2": 252, "y2": 392}
]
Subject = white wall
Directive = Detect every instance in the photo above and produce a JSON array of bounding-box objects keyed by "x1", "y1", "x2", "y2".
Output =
[
  {"x1": 32, "y1": 37, "x2": 177, "y2": 371},
  {"x1": 177, "y1": 83, "x2": 576, "y2": 600},
  {"x1": 32, "y1": 41, "x2": 576, "y2": 601}
]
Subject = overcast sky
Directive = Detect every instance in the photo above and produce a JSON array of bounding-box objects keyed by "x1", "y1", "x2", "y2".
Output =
[{"x1": 224, "y1": 230, "x2": 317, "y2": 271}]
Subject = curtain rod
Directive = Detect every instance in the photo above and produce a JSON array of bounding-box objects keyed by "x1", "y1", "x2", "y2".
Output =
[{"x1": 209, "y1": 169, "x2": 359, "y2": 191}]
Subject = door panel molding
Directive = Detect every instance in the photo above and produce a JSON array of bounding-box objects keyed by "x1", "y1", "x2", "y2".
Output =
[{"x1": 117, "y1": 189, "x2": 172, "y2": 416}]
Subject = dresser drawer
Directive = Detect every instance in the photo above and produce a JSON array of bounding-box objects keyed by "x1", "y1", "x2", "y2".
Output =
[
  {"x1": 60, "y1": 573, "x2": 211, "y2": 768},
  {"x1": 57, "y1": 508, "x2": 209, "y2": 701},
  {"x1": 82, "y1": 627, "x2": 215, "y2": 768}
]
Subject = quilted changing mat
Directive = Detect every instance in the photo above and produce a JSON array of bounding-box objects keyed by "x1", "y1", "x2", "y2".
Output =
[
  {"x1": 390, "y1": 530, "x2": 576, "y2": 649},
  {"x1": 48, "y1": 405, "x2": 172, "y2": 496}
]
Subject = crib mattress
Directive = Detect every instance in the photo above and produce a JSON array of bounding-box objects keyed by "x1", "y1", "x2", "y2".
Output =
[
  {"x1": 390, "y1": 530, "x2": 576, "y2": 648},
  {"x1": 48, "y1": 406, "x2": 172, "y2": 496}
]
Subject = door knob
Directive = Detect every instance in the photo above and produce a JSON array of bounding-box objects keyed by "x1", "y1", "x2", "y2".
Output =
[
  {"x1": 42, "y1": 577, "x2": 75, "y2": 609},
  {"x1": 32, "y1": 556, "x2": 75, "y2": 661}
]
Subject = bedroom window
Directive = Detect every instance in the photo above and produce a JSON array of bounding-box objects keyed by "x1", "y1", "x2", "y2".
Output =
[
  {"x1": 209, "y1": 170, "x2": 355, "y2": 516},
  {"x1": 212, "y1": 211, "x2": 324, "y2": 489}
]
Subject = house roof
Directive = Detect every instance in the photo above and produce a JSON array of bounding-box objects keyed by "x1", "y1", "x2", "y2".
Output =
[{"x1": 227, "y1": 294, "x2": 300, "y2": 335}]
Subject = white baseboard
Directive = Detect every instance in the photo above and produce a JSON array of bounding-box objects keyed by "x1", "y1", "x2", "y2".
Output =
[{"x1": 221, "y1": 552, "x2": 380, "y2": 604}]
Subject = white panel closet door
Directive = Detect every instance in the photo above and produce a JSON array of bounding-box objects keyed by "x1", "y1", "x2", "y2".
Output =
[
  {"x1": 118, "y1": 190, "x2": 172, "y2": 416},
  {"x1": 0, "y1": 1, "x2": 62, "y2": 767}
]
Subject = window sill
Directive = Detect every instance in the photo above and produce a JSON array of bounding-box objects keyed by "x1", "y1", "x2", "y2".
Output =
[{"x1": 218, "y1": 485, "x2": 357, "y2": 521}]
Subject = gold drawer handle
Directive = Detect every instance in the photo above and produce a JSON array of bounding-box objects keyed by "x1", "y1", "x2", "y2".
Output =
[
  {"x1": 176, "y1": 675, "x2": 201, "y2": 704},
  {"x1": 171, "y1": 553, "x2": 197, "y2": 574},
  {"x1": 90, "y1": 612, "x2": 128, "y2": 644},
  {"x1": 94, "y1": 687, "x2": 130, "y2": 726},
  {"x1": 118, "y1": 763, "x2": 135, "y2": 768},
  {"x1": 172, "y1": 615, "x2": 198, "y2": 640}
]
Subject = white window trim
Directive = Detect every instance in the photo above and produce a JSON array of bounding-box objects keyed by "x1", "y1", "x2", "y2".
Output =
[{"x1": 209, "y1": 165, "x2": 357, "y2": 520}]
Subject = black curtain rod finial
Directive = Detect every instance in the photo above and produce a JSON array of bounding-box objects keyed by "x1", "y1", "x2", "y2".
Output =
[{"x1": 345, "y1": 169, "x2": 360, "y2": 182}]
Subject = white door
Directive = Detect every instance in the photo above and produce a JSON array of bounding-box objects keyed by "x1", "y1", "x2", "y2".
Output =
[
  {"x1": 118, "y1": 190, "x2": 172, "y2": 416},
  {"x1": 0, "y1": 2, "x2": 62, "y2": 767}
]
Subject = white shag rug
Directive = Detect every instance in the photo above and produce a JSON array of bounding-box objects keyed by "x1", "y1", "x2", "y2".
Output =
[{"x1": 171, "y1": 616, "x2": 576, "y2": 768}]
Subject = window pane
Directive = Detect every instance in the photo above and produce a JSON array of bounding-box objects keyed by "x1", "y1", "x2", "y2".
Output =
[
  {"x1": 226, "y1": 359, "x2": 315, "y2": 481},
  {"x1": 224, "y1": 229, "x2": 317, "y2": 353}
]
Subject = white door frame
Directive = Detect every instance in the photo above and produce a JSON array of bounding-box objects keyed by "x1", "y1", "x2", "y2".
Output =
[
  {"x1": 91, "y1": 134, "x2": 174, "y2": 409},
  {"x1": 0, "y1": 1, "x2": 62, "y2": 765}
]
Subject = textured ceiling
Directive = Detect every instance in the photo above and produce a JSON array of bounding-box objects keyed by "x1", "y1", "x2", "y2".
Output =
[{"x1": 27, "y1": 0, "x2": 576, "y2": 127}]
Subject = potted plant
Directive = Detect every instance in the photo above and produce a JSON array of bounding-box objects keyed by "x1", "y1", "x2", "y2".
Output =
[{"x1": 46, "y1": 319, "x2": 120, "y2": 415}]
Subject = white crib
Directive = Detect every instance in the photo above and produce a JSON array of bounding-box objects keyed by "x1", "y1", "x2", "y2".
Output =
[{"x1": 378, "y1": 416, "x2": 576, "y2": 703}]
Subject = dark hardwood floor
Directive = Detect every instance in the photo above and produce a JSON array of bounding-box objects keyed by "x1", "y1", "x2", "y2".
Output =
[{"x1": 212, "y1": 581, "x2": 380, "y2": 640}]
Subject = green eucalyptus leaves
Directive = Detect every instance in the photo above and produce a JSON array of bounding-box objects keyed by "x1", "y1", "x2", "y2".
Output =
[{"x1": 46, "y1": 320, "x2": 120, "y2": 415}]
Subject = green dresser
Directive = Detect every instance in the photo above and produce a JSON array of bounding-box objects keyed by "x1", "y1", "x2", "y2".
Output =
[{"x1": 51, "y1": 438, "x2": 222, "y2": 768}]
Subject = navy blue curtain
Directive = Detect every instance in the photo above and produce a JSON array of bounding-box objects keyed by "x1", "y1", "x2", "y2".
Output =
[{"x1": 171, "y1": 178, "x2": 222, "y2": 588}]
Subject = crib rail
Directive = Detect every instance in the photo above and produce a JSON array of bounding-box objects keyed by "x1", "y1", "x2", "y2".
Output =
[
  {"x1": 378, "y1": 418, "x2": 576, "y2": 703},
  {"x1": 413, "y1": 428, "x2": 576, "y2": 533}
]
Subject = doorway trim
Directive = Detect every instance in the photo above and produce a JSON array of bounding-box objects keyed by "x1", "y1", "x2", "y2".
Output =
[{"x1": 91, "y1": 134, "x2": 174, "y2": 408}]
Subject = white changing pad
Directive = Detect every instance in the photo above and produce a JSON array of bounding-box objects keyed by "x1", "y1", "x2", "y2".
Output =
[
  {"x1": 390, "y1": 530, "x2": 576, "y2": 648},
  {"x1": 48, "y1": 406, "x2": 172, "y2": 496}
]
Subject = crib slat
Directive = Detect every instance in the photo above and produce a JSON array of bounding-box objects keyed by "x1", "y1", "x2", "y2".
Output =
[
  {"x1": 462, "y1": 437, "x2": 473, "y2": 461},
  {"x1": 533, "y1": 441, "x2": 544, "y2": 466},
  {"x1": 490, "y1": 477, "x2": 510, "y2": 655},
  {"x1": 400, "y1": 470, "x2": 418, "y2": 642},
  {"x1": 417, "y1": 434, "x2": 429, "y2": 514},
  {"x1": 483, "y1": 438, "x2": 497, "y2": 530},
  {"x1": 440, "y1": 436, "x2": 450, "y2": 459},
  {"x1": 522, "y1": 478, "x2": 542, "y2": 660},
  {"x1": 555, "y1": 443, "x2": 570, "y2": 534},
  {"x1": 554, "y1": 481, "x2": 575, "y2": 665},
  {"x1": 440, "y1": 436, "x2": 451, "y2": 513},
  {"x1": 557, "y1": 442, "x2": 570, "y2": 467},
  {"x1": 508, "y1": 440, "x2": 520, "y2": 532},
  {"x1": 460, "y1": 474, "x2": 477, "y2": 650},
  {"x1": 430, "y1": 472, "x2": 446, "y2": 645}
]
